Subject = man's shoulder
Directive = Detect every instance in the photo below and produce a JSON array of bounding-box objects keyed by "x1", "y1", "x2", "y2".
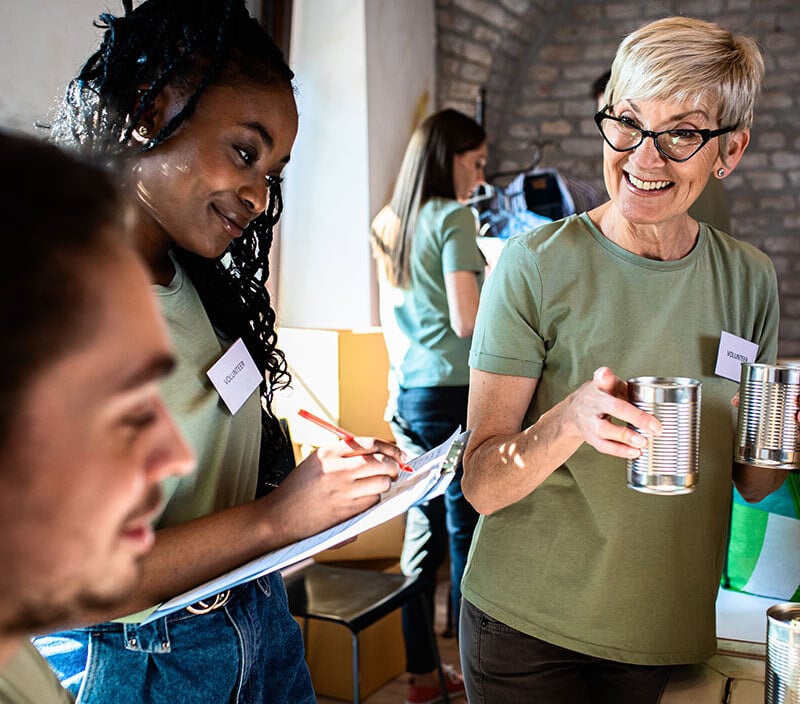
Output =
[{"x1": 0, "y1": 642, "x2": 73, "y2": 704}]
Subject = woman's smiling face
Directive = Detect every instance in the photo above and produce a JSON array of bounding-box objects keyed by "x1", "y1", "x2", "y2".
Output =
[
  {"x1": 602, "y1": 97, "x2": 743, "y2": 226},
  {"x1": 132, "y1": 82, "x2": 298, "y2": 259}
]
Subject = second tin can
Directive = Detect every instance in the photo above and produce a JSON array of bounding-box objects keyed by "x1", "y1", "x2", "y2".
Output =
[
  {"x1": 766, "y1": 603, "x2": 800, "y2": 704},
  {"x1": 626, "y1": 376, "x2": 702, "y2": 495},
  {"x1": 735, "y1": 363, "x2": 800, "y2": 470}
]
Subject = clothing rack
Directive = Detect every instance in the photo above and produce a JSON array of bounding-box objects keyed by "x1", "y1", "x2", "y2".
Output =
[
  {"x1": 472, "y1": 85, "x2": 605, "y2": 236},
  {"x1": 487, "y1": 140, "x2": 552, "y2": 183}
]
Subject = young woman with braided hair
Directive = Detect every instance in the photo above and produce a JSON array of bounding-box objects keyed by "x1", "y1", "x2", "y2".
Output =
[{"x1": 33, "y1": 1, "x2": 405, "y2": 702}]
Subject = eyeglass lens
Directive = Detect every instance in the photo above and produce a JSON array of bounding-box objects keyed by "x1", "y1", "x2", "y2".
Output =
[{"x1": 601, "y1": 118, "x2": 706, "y2": 160}]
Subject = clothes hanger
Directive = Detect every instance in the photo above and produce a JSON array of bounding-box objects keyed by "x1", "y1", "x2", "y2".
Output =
[
  {"x1": 464, "y1": 182, "x2": 499, "y2": 207},
  {"x1": 486, "y1": 140, "x2": 552, "y2": 182}
]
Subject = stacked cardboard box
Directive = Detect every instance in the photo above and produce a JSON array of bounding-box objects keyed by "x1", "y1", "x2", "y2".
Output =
[{"x1": 275, "y1": 328, "x2": 406, "y2": 700}]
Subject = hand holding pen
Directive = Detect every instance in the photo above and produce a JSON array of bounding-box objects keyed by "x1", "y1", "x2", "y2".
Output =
[
  {"x1": 261, "y1": 410, "x2": 409, "y2": 543},
  {"x1": 298, "y1": 409, "x2": 413, "y2": 473}
]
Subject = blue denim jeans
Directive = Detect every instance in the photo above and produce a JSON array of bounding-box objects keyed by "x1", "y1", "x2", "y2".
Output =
[
  {"x1": 34, "y1": 573, "x2": 315, "y2": 704},
  {"x1": 391, "y1": 385, "x2": 479, "y2": 675}
]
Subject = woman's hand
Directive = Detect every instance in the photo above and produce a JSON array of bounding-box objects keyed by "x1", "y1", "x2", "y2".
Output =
[
  {"x1": 464, "y1": 367, "x2": 662, "y2": 514},
  {"x1": 265, "y1": 437, "x2": 404, "y2": 544},
  {"x1": 559, "y1": 367, "x2": 662, "y2": 459}
]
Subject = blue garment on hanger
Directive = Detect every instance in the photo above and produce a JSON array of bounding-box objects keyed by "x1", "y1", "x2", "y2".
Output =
[
  {"x1": 479, "y1": 207, "x2": 550, "y2": 240},
  {"x1": 472, "y1": 183, "x2": 551, "y2": 240},
  {"x1": 506, "y1": 167, "x2": 605, "y2": 220}
]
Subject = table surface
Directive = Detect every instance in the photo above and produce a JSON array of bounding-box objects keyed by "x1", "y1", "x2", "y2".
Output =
[
  {"x1": 659, "y1": 591, "x2": 773, "y2": 703},
  {"x1": 716, "y1": 587, "x2": 776, "y2": 650}
]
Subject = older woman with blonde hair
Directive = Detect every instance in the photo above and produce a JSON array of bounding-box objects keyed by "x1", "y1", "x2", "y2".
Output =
[{"x1": 459, "y1": 16, "x2": 784, "y2": 704}]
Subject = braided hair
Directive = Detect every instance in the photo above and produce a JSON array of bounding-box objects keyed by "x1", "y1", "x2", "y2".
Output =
[{"x1": 51, "y1": 0, "x2": 296, "y2": 490}]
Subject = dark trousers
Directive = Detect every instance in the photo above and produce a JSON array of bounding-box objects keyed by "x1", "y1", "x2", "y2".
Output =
[
  {"x1": 460, "y1": 598, "x2": 672, "y2": 704},
  {"x1": 391, "y1": 385, "x2": 479, "y2": 675}
]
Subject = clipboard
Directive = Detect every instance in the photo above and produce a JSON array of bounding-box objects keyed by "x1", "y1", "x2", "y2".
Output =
[{"x1": 141, "y1": 428, "x2": 470, "y2": 624}]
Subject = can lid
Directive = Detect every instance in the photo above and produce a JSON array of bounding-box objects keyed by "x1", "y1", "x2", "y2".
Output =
[
  {"x1": 627, "y1": 377, "x2": 702, "y2": 404},
  {"x1": 741, "y1": 363, "x2": 800, "y2": 385},
  {"x1": 767, "y1": 602, "x2": 800, "y2": 626}
]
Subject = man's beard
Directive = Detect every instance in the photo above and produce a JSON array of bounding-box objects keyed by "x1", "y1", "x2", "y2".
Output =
[{"x1": 1, "y1": 559, "x2": 143, "y2": 636}]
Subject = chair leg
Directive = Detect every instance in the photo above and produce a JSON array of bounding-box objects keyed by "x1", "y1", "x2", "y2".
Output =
[
  {"x1": 419, "y1": 594, "x2": 450, "y2": 703},
  {"x1": 351, "y1": 631, "x2": 360, "y2": 704},
  {"x1": 442, "y1": 587, "x2": 454, "y2": 638}
]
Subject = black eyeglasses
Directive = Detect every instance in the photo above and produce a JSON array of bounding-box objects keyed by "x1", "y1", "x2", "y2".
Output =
[{"x1": 594, "y1": 107, "x2": 737, "y2": 163}]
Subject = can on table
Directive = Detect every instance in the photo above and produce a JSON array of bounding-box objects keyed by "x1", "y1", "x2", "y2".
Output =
[
  {"x1": 766, "y1": 603, "x2": 800, "y2": 703},
  {"x1": 735, "y1": 363, "x2": 800, "y2": 469},
  {"x1": 626, "y1": 376, "x2": 702, "y2": 495}
]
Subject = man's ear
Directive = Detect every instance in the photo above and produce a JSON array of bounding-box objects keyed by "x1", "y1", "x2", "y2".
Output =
[{"x1": 714, "y1": 128, "x2": 750, "y2": 177}]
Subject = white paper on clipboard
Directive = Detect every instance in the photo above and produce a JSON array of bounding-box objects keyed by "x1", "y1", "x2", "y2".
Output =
[{"x1": 142, "y1": 428, "x2": 470, "y2": 624}]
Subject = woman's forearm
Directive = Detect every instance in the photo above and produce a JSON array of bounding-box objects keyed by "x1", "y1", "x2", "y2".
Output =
[{"x1": 463, "y1": 402, "x2": 583, "y2": 514}]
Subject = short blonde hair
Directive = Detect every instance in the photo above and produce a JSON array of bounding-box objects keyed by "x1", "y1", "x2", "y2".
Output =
[{"x1": 606, "y1": 16, "x2": 764, "y2": 131}]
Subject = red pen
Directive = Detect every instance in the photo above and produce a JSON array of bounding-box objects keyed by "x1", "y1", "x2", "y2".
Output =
[{"x1": 297, "y1": 408, "x2": 413, "y2": 473}]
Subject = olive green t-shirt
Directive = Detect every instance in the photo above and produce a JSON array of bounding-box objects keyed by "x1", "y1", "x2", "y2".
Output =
[
  {"x1": 380, "y1": 198, "x2": 485, "y2": 389},
  {"x1": 154, "y1": 257, "x2": 261, "y2": 527},
  {"x1": 0, "y1": 642, "x2": 73, "y2": 704},
  {"x1": 119, "y1": 258, "x2": 262, "y2": 623},
  {"x1": 464, "y1": 213, "x2": 779, "y2": 665}
]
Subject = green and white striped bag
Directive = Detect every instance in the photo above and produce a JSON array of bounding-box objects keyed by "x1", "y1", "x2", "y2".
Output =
[{"x1": 722, "y1": 473, "x2": 800, "y2": 601}]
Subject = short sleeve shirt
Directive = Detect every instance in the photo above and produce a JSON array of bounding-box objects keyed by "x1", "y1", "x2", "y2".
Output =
[
  {"x1": 0, "y1": 642, "x2": 73, "y2": 704},
  {"x1": 380, "y1": 198, "x2": 485, "y2": 389},
  {"x1": 463, "y1": 213, "x2": 779, "y2": 665},
  {"x1": 118, "y1": 257, "x2": 262, "y2": 622}
]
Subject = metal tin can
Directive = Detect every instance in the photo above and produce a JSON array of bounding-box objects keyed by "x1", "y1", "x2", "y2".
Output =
[
  {"x1": 767, "y1": 603, "x2": 800, "y2": 703},
  {"x1": 735, "y1": 363, "x2": 800, "y2": 469},
  {"x1": 626, "y1": 376, "x2": 702, "y2": 495}
]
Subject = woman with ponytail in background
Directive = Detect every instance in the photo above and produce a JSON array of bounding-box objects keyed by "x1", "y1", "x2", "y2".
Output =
[
  {"x1": 371, "y1": 109, "x2": 487, "y2": 704},
  {"x1": 34, "y1": 2, "x2": 405, "y2": 702}
]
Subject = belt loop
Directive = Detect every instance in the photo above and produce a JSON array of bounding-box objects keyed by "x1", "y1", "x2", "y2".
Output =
[{"x1": 123, "y1": 619, "x2": 171, "y2": 653}]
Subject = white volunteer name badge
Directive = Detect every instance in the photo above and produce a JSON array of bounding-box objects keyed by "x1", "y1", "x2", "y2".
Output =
[
  {"x1": 714, "y1": 331, "x2": 759, "y2": 382},
  {"x1": 206, "y1": 338, "x2": 262, "y2": 414}
]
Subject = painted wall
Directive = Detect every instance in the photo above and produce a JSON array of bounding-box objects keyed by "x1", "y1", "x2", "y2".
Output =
[
  {"x1": 0, "y1": 0, "x2": 260, "y2": 133},
  {"x1": 0, "y1": 0, "x2": 103, "y2": 134},
  {"x1": 280, "y1": 0, "x2": 435, "y2": 329}
]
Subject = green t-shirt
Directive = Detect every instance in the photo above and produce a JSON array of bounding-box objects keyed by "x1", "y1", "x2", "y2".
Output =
[
  {"x1": 119, "y1": 258, "x2": 262, "y2": 622},
  {"x1": 154, "y1": 257, "x2": 261, "y2": 526},
  {"x1": 0, "y1": 642, "x2": 73, "y2": 704},
  {"x1": 463, "y1": 213, "x2": 779, "y2": 665},
  {"x1": 380, "y1": 198, "x2": 485, "y2": 389}
]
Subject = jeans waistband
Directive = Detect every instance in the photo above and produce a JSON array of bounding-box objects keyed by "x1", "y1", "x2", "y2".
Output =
[{"x1": 96, "y1": 580, "x2": 262, "y2": 634}]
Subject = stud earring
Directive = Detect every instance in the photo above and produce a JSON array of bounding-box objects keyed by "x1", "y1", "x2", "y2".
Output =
[
  {"x1": 131, "y1": 124, "x2": 151, "y2": 145},
  {"x1": 717, "y1": 168, "x2": 725, "y2": 178}
]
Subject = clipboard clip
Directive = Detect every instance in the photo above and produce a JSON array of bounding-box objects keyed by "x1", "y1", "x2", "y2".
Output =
[{"x1": 440, "y1": 430, "x2": 471, "y2": 474}]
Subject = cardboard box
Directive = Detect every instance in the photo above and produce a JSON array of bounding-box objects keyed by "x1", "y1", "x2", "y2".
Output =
[
  {"x1": 660, "y1": 654, "x2": 765, "y2": 703},
  {"x1": 298, "y1": 561, "x2": 406, "y2": 701},
  {"x1": 301, "y1": 607, "x2": 405, "y2": 701},
  {"x1": 314, "y1": 513, "x2": 406, "y2": 563},
  {"x1": 274, "y1": 327, "x2": 393, "y2": 446},
  {"x1": 275, "y1": 328, "x2": 408, "y2": 698}
]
